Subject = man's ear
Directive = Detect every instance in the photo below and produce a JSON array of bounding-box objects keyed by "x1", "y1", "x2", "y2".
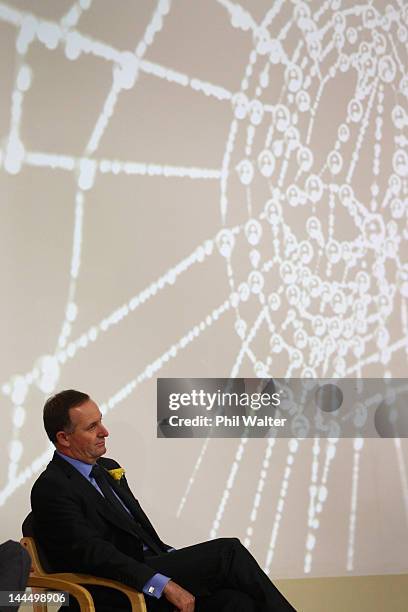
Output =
[{"x1": 56, "y1": 430, "x2": 70, "y2": 448}]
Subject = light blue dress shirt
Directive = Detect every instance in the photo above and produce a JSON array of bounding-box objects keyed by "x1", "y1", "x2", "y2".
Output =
[{"x1": 56, "y1": 452, "x2": 171, "y2": 599}]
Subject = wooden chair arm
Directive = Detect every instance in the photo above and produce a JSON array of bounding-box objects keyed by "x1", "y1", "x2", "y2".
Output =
[
  {"x1": 44, "y1": 573, "x2": 147, "y2": 612},
  {"x1": 20, "y1": 535, "x2": 146, "y2": 611},
  {"x1": 27, "y1": 576, "x2": 95, "y2": 611}
]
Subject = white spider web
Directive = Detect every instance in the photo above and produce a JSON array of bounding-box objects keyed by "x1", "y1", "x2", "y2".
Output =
[{"x1": 0, "y1": 0, "x2": 407, "y2": 576}]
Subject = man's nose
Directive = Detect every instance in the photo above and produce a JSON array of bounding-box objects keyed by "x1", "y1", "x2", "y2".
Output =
[{"x1": 99, "y1": 425, "x2": 109, "y2": 437}]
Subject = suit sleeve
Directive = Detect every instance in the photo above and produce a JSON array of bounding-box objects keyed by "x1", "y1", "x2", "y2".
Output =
[{"x1": 31, "y1": 478, "x2": 158, "y2": 592}]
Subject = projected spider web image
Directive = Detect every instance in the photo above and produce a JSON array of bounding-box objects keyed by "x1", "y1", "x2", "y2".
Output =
[{"x1": 0, "y1": 0, "x2": 407, "y2": 578}]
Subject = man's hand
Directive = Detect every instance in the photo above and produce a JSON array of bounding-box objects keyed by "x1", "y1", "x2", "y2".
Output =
[{"x1": 163, "y1": 580, "x2": 195, "y2": 611}]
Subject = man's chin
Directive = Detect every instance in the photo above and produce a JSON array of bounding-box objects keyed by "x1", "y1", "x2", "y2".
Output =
[{"x1": 95, "y1": 444, "x2": 107, "y2": 456}]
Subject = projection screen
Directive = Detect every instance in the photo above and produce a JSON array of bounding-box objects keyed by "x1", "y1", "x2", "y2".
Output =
[{"x1": 0, "y1": 0, "x2": 407, "y2": 579}]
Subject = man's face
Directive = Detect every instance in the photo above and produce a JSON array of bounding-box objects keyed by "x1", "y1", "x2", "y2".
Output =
[{"x1": 57, "y1": 399, "x2": 109, "y2": 464}]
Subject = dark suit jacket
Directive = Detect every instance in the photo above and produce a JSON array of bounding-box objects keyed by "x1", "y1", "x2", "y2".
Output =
[{"x1": 30, "y1": 452, "x2": 170, "y2": 592}]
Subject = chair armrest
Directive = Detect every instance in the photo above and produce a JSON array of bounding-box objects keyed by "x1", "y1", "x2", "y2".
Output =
[
  {"x1": 45, "y1": 573, "x2": 147, "y2": 612},
  {"x1": 27, "y1": 576, "x2": 95, "y2": 611},
  {"x1": 20, "y1": 535, "x2": 146, "y2": 611}
]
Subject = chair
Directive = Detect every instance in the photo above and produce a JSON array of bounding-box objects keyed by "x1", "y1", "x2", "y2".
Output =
[{"x1": 21, "y1": 513, "x2": 147, "y2": 612}]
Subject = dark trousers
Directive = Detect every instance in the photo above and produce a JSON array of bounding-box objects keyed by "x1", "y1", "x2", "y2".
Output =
[
  {"x1": 146, "y1": 538, "x2": 295, "y2": 611},
  {"x1": 69, "y1": 538, "x2": 296, "y2": 611}
]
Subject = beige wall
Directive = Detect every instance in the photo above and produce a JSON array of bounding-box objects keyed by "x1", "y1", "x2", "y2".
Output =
[
  {"x1": 277, "y1": 573, "x2": 408, "y2": 612},
  {"x1": 0, "y1": 0, "x2": 407, "y2": 581}
]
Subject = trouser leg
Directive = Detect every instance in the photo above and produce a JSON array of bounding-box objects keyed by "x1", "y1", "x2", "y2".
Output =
[
  {"x1": 146, "y1": 587, "x2": 256, "y2": 611},
  {"x1": 145, "y1": 538, "x2": 296, "y2": 611},
  {"x1": 212, "y1": 538, "x2": 296, "y2": 611},
  {"x1": 196, "y1": 588, "x2": 257, "y2": 611}
]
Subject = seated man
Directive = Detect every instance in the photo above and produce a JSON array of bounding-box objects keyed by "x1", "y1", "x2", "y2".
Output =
[{"x1": 31, "y1": 390, "x2": 296, "y2": 611}]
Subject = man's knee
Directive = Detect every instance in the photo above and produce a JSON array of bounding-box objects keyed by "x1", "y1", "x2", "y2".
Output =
[
  {"x1": 222, "y1": 537, "x2": 247, "y2": 559},
  {"x1": 218, "y1": 537, "x2": 241, "y2": 549}
]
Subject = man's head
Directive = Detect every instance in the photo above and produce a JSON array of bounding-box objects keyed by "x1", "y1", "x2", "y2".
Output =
[{"x1": 43, "y1": 390, "x2": 109, "y2": 464}]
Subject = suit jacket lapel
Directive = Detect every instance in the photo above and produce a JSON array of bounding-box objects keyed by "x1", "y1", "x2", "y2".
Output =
[
  {"x1": 100, "y1": 468, "x2": 142, "y2": 520},
  {"x1": 51, "y1": 453, "x2": 139, "y2": 539},
  {"x1": 100, "y1": 466, "x2": 165, "y2": 553}
]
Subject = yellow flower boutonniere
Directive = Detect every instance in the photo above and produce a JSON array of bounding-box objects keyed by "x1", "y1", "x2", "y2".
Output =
[{"x1": 108, "y1": 467, "x2": 125, "y2": 482}]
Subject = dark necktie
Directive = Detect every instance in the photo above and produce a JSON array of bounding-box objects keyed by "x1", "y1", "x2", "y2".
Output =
[
  {"x1": 90, "y1": 464, "x2": 162, "y2": 555},
  {"x1": 90, "y1": 464, "x2": 130, "y2": 517}
]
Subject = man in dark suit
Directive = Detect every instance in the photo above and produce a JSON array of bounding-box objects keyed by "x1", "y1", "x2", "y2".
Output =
[{"x1": 31, "y1": 390, "x2": 296, "y2": 611}]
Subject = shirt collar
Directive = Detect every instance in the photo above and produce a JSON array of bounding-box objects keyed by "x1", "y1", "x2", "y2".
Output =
[{"x1": 56, "y1": 450, "x2": 94, "y2": 479}]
